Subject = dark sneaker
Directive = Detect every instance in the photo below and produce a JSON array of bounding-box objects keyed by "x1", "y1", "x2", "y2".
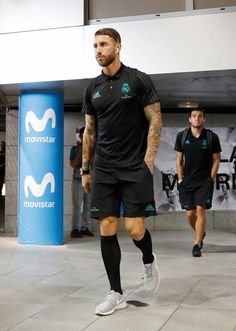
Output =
[
  {"x1": 94, "y1": 290, "x2": 127, "y2": 316},
  {"x1": 200, "y1": 231, "x2": 206, "y2": 249},
  {"x1": 80, "y1": 228, "x2": 95, "y2": 237},
  {"x1": 192, "y1": 244, "x2": 202, "y2": 257},
  {"x1": 70, "y1": 229, "x2": 83, "y2": 238}
]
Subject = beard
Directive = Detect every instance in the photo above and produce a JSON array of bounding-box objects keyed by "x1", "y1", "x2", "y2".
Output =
[
  {"x1": 96, "y1": 53, "x2": 116, "y2": 67},
  {"x1": 191, "y1": 123, "x2": 204, "y2": 129}
]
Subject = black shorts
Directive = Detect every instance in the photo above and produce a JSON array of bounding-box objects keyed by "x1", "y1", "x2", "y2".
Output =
[
  {"x1": 178, "y1": 178, "x2": 214, "y2": 210},
  {"x1": 90, "y1": 161, "x2": 157, "y2": 219}
]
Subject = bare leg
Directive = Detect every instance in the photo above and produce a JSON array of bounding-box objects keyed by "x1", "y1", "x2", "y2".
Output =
[
  {"x1": 186, "y1": 207, "x2": 206, "y2": 246},
  {"x1": 194, "y1": 205, "x2": 206, "y2": 246},
  {"x1": 125, "y1": 217, "x2": 145, "y2": 241},
  {"x1": 100, "y1": 216, "x2": 119, "y2": 236},
  {"x1": 186, "y1": 209, "x2": 197, "y2": 232}
]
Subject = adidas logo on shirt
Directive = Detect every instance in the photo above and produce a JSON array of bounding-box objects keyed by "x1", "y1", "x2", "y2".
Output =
[{"x1": 93, "y1": 91, "x2": 102, "y2": 99}]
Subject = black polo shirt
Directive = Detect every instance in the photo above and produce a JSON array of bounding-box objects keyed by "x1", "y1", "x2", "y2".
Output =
[
  {"x1": 83, "y1": 63, "x2": 159, "y2": 167},
  {"x1": 174, "y1": 128, "x2": 221, "y2": 184}
]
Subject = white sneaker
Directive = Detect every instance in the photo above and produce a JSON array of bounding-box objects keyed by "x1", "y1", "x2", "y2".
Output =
[
  {"x1": 144, "y1": 253, "x2": 160, "y2": 293},
  {"x1": 94, "y1": 290, "x2": 127, "y2": 316}
]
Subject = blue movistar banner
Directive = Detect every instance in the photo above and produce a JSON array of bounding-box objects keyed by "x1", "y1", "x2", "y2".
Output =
[{"x1": 18, "y1": 92, "x2": 64, "y2": 244}]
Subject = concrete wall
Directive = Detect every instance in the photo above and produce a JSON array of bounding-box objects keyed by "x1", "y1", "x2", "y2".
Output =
[{"x1": 5, "y1": 110, "x2": 236, "y2": 237}]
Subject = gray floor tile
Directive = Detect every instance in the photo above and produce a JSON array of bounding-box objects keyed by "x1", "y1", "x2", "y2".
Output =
[
  {"x1": 160, "y1": 306, "x2": 236, "y2": 331},
  {"x1": 85, "y1": 305, "x2": 179, "y2": 331},
  {"x1": 11, "y1": 319, "x2": 77, "y2": 331},
  {"x1": 1, "y1": 283, "x2": 80, "y2": 305},
  {"x1": 0, "y1": 230, "x2": 235, "y2": 331},
  {"x1": 32, "y1": 296, "x2": 99, "y2": 329},
  {"x1": 0, "y1": 302, "x2": 46, "y2": 331}
]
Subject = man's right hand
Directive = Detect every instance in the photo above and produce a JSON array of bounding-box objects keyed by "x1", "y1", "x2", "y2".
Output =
[{"x1": 82, "y1": 174, "x2": 92, "y2": 193}]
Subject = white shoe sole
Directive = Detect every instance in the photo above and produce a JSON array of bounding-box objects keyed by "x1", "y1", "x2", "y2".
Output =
[{"x1": 95, "y1": 301, "x2": 127, "y2": 316}]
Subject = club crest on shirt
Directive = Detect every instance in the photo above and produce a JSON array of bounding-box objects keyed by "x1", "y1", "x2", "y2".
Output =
[
  {"x1": 201, "y1": 139, "x2": 208, "y2": 149},
  {"x1": 121, "y1": 83, "x2": 132, "y2": 99}
]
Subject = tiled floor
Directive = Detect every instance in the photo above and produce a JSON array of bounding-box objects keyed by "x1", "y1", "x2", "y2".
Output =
[{"x1": 0, "y1": 230, "x2": 236, "y2": 331}]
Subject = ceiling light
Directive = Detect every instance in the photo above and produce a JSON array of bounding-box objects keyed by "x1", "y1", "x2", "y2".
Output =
[{"x1": 177, "y1": 101, "x2": 199, "y2": 108}]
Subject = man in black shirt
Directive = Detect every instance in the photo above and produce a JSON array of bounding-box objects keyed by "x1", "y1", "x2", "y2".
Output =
[
  {"x1": 174, "y1": 109, "x2": 221, "y2": 257},
  {"x1": 81, "y1": 28, "x2": 162, "y2": 315}
]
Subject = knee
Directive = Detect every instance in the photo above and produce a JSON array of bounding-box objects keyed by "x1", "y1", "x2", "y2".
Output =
[
  {"x1": 196, "y1": 205, "x2": 206, "y2": 216},
  {"x1": 100, "y1": 217, "x2": 118, "y2": 236},
  {"x1": 186, "y1": 210, "x2": 195, "y2": 218},
  {"x1": 125, "y1": 223, "x2": 145, "y2": 241},
  {"x1": 196, "y1": 205, "x2": 205, "y2": 212}
]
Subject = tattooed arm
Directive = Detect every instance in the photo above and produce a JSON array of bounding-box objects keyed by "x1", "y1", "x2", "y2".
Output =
[
  {"x1": 82, "y1": 114, "x2": 97, "y2": 193},
  {"x1": 144, "y1": 101, "x2": 162, "y2": 174}
]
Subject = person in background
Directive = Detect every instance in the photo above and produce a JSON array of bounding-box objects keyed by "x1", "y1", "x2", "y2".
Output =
[
  {"x1": 174, "y1": 109, "x2": 221, "y2": 257},
  {"x1": 81, "y1": 28, "x2": 162, "y2": 316},
  {"x1": 0, "y1": 141, "x2": 6, "y2": 196},
  {"x1": 70, "y1": 128, "x2": 94, "y2": 238}
]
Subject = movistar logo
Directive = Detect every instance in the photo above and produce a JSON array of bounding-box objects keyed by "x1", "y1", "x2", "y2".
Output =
[
  {"x1": 24, "y1": 172, "x2": 55, "y2": 198},
  {"x1": 185, "y1": 140, "x2": 190, "y2": 145},
  {"x1": 25, "y1": 108, "x2": 56, "y2": 133},
  {"x1": 93, "y1": 91, "x2": 101, "y2": 99},
  {"x1": 144, "y1": 204, "x2": 155, "y2": 212}
]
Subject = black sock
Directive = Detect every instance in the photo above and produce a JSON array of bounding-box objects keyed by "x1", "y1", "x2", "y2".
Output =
[
  {"x1": 100, "y1": 234, "x2": 122, "y2": 294},
  {"x1": 133, "y1": 229, "x2": 154, "y2": 264}
]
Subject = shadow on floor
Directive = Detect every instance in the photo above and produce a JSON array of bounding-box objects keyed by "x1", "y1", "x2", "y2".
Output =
[{"x1": 204, "y1": 244, "x2": 236, "y2": 253}]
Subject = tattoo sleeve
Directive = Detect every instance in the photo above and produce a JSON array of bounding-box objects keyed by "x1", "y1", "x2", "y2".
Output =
[
  {"x1": 144, "y1": 101, "x2": 162, "y2": 169},
  {"x1": 82, "y1": 114, "x2": 97, "y2": 170}
]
